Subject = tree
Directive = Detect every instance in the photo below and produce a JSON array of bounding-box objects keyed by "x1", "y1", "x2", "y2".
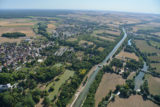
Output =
[
  {"x1": 43, "y1": 97, "x2": 50, "y2": 107},
  {"x1": 153, "y1": 95, "x2": 160, "y2": 102},
  {"x1": 49, "y1": 86, "x2": 54, "y2": 92},
  {"x1": 2, "y1": 94, "x2": 14, "y2": 107},
  {"x1": 2, "y1": 67, "x2": 8, "y2": 73},
  {"x1": 23, "y1": 94, "x2": 35, "y2": 107},
  {"x1": 2, "y1": 32, "x2": 26, "y2": 38},
  {"x1": 110, "y1": 58, "x2": 123, "y2": 68},
  {"x1": 122, "y1": 71, "x2": 130, "y2": 79},
  {"x1": 32, "y1": 89, "x2": 41, "y2": 103}
]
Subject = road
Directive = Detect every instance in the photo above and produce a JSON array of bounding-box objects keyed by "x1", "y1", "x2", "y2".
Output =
[{"x1": 71, "y1": 28, "x2": 127, "y2": 107}]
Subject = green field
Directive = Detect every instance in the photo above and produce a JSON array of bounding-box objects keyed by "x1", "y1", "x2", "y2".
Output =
[{"x1": 46, "y1": 70, "x2": 74, "y2": 100}]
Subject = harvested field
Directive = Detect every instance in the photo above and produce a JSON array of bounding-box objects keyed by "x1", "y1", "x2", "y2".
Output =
[
  {"x1": 116, "y1": 50, "x2": 139, "y2": 61},
  {"x1": 108, "y1": 95, "x2": 159, "y2": 107},
  {"x1": 0, "y1": 27, "x2": 36, "y2": 43},
  {"x1": 47, "y1": 24, "x2": 56, "y2": 29},
  {"x1": 135, "y1": 40, "x2": 160, "y2": 54},
  {"x1": 95, "y1": 73, "x2": 125, "y2": 107},
  {"x1": 47, "y1": 23, "x2": 56, "y2": 33},
  {"x1": 0, "y1": 18, "x2": 38, "y2": 43},
  {"x1": 146, "y1": 74, "x2": 160, "y2": 95},
  {"x1": 0, "y1": 27, "x2": 36, "y2": 37},
  {"x1": 0, "y1": 18, "x2": 36, "y2": 27}
]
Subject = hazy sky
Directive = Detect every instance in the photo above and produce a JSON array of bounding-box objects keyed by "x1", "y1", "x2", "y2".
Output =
[{"x1": 0, "y1": 0, "x2": 160, "y2": 14}]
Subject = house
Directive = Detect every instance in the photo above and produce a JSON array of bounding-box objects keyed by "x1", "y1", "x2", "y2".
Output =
[{"x1": 0, "y1": 83, "x2": 12, "y2": 91}]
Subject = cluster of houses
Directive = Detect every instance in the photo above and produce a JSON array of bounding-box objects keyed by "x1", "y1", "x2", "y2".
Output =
[
  {"x1": 0, "y1": 39, "x2": 55, "y2": 72},
  {"x1": 52, "y1": 19, "x2": 96, "y2": 39}
]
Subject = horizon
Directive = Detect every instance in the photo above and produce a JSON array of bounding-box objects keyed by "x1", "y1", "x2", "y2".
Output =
[
  {"x1": 0, "y1": 9, "x2": 159, "y2": 15},
  {"x1": 0, "y1": 0, "x2": 160, "y2": 14}
]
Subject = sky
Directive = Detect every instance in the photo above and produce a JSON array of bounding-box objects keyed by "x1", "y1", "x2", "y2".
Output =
[{"x1": 0, "y1": 0, "x2": 160, "y2": 14}]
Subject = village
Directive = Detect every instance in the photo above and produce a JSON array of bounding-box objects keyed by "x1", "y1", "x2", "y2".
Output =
[{"x1": 0, "y1": 38, "x2": 55, "y2": 73}]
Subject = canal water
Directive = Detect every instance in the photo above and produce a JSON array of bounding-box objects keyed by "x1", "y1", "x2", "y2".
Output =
[{"x1": 73, "y1": 28, "x2": 127, "y2": 107}]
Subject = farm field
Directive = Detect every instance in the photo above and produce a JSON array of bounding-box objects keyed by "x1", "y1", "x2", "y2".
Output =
[
  {"x1": 115, "y1": 50, "x2": 139, "y2": 61},
  {"x1": 151, "y1": 63, "x2": 160, "y2": 73},
  {"x1": 148, "y1": 56, "x2": 160, "y2": 62},
  {"x1": 47, "y1": 22, "x2": 56, "y2": 33},
  {"x1": 0, "y1": 18, "x2": 37, "y2": 27},
  {"x1": 46, "y1": 70, "x2": 74, "y2": 100},
  {"x1": 95, "y1": 73, "x2": 125, "y2": 107},
  {"x1": 146, "y1": 74, "x2": 160, "y2": 95},
  {"x1": 0, "y1": 18, "x2": 39, "y2": 43},
  {"x1": 135, "y1": 40, "x2": 160, "y2": 54},
  {"x1": 92, "y1": 30, "x2": 117, "y2": 42},
  {"x1": 132, "y1": 22, "x2": 160, "y2": 32},
  {"x1": 108, "y1": 95, "x2": 159, "y2": 107},
  {"x1": 150, "y1": 40, "x2": 160, "y2": 48}
]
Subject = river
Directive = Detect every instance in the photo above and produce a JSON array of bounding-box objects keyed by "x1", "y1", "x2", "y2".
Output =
[
  {"x1": 127, "y1": 39, "x2": 149, "y2": 91},
  {"x1": 128, "y1": 39, "x2": 132, "y2": 46},
  {"x1": 134, "y1": 62, "x2": 148, "y2": 91},
  {"x1": 72, "y1": 28, "x2": 127, "y2": 107}
]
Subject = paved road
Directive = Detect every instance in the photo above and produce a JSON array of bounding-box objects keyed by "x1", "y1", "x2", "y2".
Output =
[{"x1": 72, "y1": 28, "x2": 127, "y2": 107}]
